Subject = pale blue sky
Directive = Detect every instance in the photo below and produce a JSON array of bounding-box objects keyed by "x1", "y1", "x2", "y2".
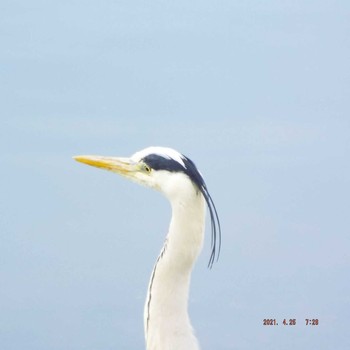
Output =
[{"x1": 1, "y1": 1, "x2": 349, "y2": 349}]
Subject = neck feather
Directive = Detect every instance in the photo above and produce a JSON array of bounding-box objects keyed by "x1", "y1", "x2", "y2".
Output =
[{"x1": 144, "y1": 191, "x2": 205, "y2": 350}]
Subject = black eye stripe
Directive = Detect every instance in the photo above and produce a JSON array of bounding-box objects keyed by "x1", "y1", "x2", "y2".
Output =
[{"x1": 141, "y1": 154, "x2": 204, "y2": 190}]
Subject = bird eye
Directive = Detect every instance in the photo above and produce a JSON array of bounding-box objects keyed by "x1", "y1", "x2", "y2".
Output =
[{"x1": 143, "y1": 164, "x2": 151, "y2": 173}]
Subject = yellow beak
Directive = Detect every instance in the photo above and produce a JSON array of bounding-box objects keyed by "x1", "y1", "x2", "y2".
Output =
[{"x1": 73, "y1": 155, "x2": 138, "y2": 176}]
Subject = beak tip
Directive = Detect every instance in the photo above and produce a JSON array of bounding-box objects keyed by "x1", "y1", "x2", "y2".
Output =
[{"x1": 73, "y1": 155, "x2": 92, "y2": 166}]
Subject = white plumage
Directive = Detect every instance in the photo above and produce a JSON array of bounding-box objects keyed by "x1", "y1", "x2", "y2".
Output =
[{"x1": 74, "y1": 147, "x2": 221, "y2": 350}]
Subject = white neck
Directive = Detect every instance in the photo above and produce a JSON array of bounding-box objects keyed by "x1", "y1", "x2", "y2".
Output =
[{"x1": 144, "y1": 190, "x2": 206, "y2": 350}]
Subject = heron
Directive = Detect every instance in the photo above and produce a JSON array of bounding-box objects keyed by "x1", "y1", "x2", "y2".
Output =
[{"x1": 74, "y1": 146, "x2": 221, "y2": 350}]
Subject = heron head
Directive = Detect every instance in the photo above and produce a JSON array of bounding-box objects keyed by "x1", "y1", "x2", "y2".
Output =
[
  {"x1": 74, "y1": 147, "x2": 202, "y2": 197},
  {"x1": 74, "y1": 146, "x2": 221, "y2": 267}
]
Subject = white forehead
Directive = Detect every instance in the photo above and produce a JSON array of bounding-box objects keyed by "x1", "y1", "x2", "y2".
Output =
[{"x1": 131, "y1": 146, "x2": 187, "y2": 168}]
